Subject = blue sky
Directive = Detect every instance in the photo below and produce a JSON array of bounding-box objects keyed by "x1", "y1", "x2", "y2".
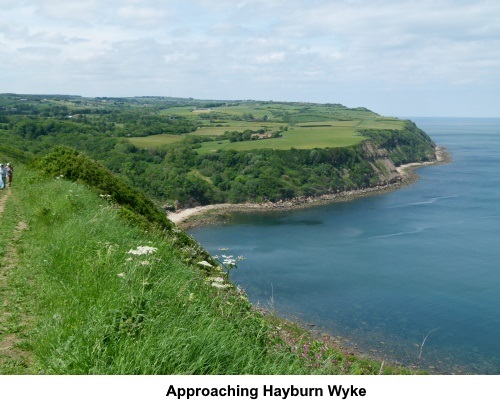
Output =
[{"x1": 1, "y1": 0, "x2": 499, "y2": 116}]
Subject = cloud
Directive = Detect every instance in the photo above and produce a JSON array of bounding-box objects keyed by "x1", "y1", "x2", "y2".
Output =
[
  {"x1": 33, "y1": 0, "x2": 102, "y2": 24},
  {"x1": 17, "y1": 46, "x2": 61, "y2": 56},
  {"x1": 116, "y1": 5, "x2": 170, "y2": 28}
]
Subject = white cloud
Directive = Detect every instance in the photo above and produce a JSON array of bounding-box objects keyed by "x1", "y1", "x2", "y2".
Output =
[{"x1": 255, "y1": 52, "x2": 285, "y2": 64}]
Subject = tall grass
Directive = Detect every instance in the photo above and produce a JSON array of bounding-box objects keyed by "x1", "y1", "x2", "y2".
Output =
[{"x1": 4, "y1": 164, "x2": 415, "y2": 375}]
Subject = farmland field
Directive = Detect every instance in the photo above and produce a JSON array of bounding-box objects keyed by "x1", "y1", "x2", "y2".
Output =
[
  {"x1": 128, "y1": 134, "x2": 184, "y2": 148},
  {"x1": 190, "y1": 121, "x2": 283, "y2": 136},
  {"x1": 197, "y1": 126, "x2": 368, "y2": 153},
  {"x1": 128, "y1": 100, "x2": 406, "y2": 151}
]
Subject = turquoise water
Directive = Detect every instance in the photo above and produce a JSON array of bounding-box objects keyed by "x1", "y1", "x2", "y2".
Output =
[{"x1": 190, "y1": 118, "x2": 500, "y2": 374}]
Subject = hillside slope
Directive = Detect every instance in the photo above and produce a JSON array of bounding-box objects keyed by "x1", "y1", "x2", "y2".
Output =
[
  {"x1": 0, "y1": 153, "x2": 418, "y2": 374},
  {"x1": 0, "y1": 94, "x2": 436, "y2": 208}
]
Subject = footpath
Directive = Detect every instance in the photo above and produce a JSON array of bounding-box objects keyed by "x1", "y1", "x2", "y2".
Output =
[{"x1": 0, "y1": 188, "x2": 31, "y2": 372}]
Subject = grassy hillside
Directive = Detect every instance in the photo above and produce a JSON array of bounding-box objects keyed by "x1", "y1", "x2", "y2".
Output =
[
  {"x1": 129, "y1": 101, "x2": 404, "y2": 151},
  {"x1": 0, "y1": 154, "x2": 417, "y2": 375}
]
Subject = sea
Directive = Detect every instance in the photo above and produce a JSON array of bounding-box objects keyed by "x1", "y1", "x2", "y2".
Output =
[{"x1": 189, "y1": 118, "x2": 500, "y2": 374}]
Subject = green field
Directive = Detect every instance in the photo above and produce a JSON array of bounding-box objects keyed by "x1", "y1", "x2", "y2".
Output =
[
  {"x1": 197, "y1": 126, "x2": 367, "y2": 153},
  {"x1": 128, "y1": 101, "x2": 405, "y2": 151},
  {"x1": 128, "y1": 134, "x2": 185, "y2": 148},
  {"x1": 191, "y1": 121, "x2": 283, "y2": 136}
]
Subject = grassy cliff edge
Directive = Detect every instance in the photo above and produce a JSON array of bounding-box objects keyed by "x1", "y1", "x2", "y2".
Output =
[{"x1": 0, "y1": 151, "x2": 419, "y2": 374}]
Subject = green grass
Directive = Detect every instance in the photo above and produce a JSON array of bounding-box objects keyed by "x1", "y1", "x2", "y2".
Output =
[
  {"x1": 205, "y1": 105, "x2": 270, "y2": 119},
  {"x1": 130, "y1": 102, "x2": 405, "y2": 152},
  {"x1": 128, "y1": 134, "x2": 185, "y2": 148},
  {"x1": 0, "y1": 163, "x2": 417, "y2": 375},
  {"x1": 197, "y1": 126, "x2": 367, "y2": 153},
  {"x1": 195, "y1": 117, "x2": 404, "y2": 153}
]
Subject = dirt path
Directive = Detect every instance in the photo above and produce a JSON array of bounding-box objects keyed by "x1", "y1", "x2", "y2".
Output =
[
  {"x1": 0, "y1": 187, "x2": 11, "y2": 215},
  {"x1": 0, "y1": 188, "x2": 32, "y2": 372}
]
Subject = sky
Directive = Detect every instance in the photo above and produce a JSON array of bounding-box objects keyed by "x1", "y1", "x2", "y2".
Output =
[{"x1": 1, "y1": 0, "x2": 499, "y2": 117}]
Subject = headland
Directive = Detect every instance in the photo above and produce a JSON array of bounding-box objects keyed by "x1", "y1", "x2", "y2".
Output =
[{"x1": 169, "y1": 146, "x2": 450, "y2": 228}]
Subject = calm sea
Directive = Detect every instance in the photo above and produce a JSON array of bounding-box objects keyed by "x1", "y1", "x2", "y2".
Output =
[{"x1": 189, "y1": 118, "x2": 500, "y2": 374}]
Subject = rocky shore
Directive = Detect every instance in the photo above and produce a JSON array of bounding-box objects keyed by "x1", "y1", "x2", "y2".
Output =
[{"x1": 168, "y1": 146, "x2": 450, "y2": 229}]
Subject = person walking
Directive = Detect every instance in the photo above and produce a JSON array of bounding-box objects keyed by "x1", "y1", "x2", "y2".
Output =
[
  {"x1": 6, "y1": 163, "x2": 13, "y2": 187},
  {"x1": 0, "y1": 164, "x2": 5, "y2": 189}
]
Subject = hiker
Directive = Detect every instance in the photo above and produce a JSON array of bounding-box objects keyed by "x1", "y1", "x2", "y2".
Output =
[
  {"x1": 6, "y1": 163, "x2": 13, "y2": 187},
  {"x1": 0, "y1": 164, "x2": 5, "y2": 189}
]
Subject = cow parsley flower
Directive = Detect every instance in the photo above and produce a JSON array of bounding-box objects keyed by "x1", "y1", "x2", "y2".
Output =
[
  {"x1": 207, "y1": 276, "x2": 225, "y2": 283},
  {"x1": 127, "y1": 246, "x2": 157, "y2": 255},
  {"x1": 211, "y1": 282, "x2": 231, "y2": 289}
]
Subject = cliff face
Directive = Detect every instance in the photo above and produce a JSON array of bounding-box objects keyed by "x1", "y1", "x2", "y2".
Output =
[
  {"x1": 361, "y1": 141, "x2": 401, "y2": 186},
  {"x1": 359, "y1": 121, "x2": 437, "y2": 165},
  {"x1": 359, "y1": 121, "x2": 437, "y2": 187}
]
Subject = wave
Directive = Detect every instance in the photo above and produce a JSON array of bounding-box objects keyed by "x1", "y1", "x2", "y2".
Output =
[
  {"x1": 389, "y1": 194, "x2": 462, "y2": 208},
  {"x1": 370, "y1": 214, "x2": 500, "y2": 240},
  {"x1": 369, "y1": 226, "x2": 427, "y2": 240}
]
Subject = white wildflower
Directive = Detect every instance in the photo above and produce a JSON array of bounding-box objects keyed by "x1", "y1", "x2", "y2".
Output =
[
  {"x1": 211, "y1": 282, "x2": 231, "y2": 289},
  {"x1": 127, "y1": 246, "x2": 158, "y2": 255},
  {"x1": 140, "y1": 260, "x2": 150, "y2": 266},
  {"x1": 117, "y1": 273, "x2": 126, "y2": 278},
  {"x1": 207, "y1": 276, "x2": 225, "y2": 283},
  {"x1": 222, "y1": 255, "x2": 237, "y2": 267},
  {"x1": 197, "y1": 260, "x2": 213, "y2": 268}
]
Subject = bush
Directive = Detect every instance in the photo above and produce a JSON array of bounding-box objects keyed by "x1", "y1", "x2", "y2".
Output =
[{"x1": 32, "y1": 146, "x2": 173, "y2": 232}]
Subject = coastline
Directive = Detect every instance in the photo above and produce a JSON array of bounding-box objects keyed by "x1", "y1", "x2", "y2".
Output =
[
  {"x1": 170, "y1": 145, "x2": 452, "y2": 373},
  {"x1": 168, "y1": 146, "x2": 450, "y2": 229}
]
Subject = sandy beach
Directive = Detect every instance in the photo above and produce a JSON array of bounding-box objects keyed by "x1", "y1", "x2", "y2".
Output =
[{"x1": 168, "y1": 146, "x2": 448, "y2": 227}]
